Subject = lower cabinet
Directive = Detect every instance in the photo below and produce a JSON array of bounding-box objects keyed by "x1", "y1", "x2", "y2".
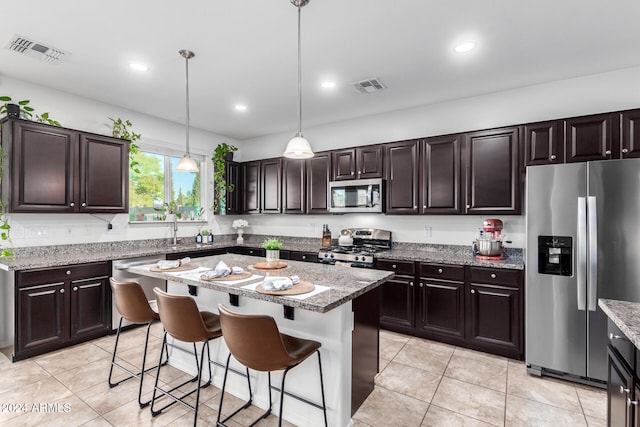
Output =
[
  {"x1": 378, "y1": 259, "x2": 524, "y2": 359},
  {"x1": 15, "y1": 261, "x2": 111, "y2": 361},
  {"x1": 607, "y1": 319, "x2": 640, "y2": 427}
]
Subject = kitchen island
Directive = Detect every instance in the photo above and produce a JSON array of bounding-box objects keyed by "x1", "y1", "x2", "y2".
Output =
[{"x1": 127, "y1": 253, "x2": 393, "y2": 427}]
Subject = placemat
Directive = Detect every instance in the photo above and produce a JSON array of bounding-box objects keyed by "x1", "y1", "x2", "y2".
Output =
[
  {"x1": 250, "y1": 261, "x2": 288, "y2": 270},
  {"x1": 255, "y1": 280, "x2": 314, "y2": 295},
  {"x1": 150, "y1": 263, "x2": 199, "y2": 272},
  {"x1": 200, "y1": 271, "x2": 253, "y2": 282}
]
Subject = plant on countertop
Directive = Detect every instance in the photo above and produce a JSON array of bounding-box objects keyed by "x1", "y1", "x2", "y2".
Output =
[
  {"x1": 109, "y1": 117, "x2": 141, "y2": 174},
  {"x1": 211, "y1": 142, "x2": 238, "y2": 213},
  {"x1": 200, "y1": 229, "x2": 211, "y2": 236},
  {"x1": 261, "y1": 237, "x2": 283, "y2": 250},
  {"x1": 0, "y1": 96, "x2": 61, "y2": 126}
]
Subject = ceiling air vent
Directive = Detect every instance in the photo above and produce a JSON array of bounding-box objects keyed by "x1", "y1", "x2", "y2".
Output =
[
  {"x1": 352, "y1": 78, "x2": 386, "y2": 94},
  {"x1": 5, "y1": 35, "x2": 67, "y2": 64}
]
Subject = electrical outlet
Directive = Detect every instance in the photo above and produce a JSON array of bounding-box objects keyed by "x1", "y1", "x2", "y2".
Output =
[
  {"x1": 424, "y1": 226, "x2": 432, "y2": 238},
  {"x1": 309, "y1": 223, "x2": 316, "y2": 233}
]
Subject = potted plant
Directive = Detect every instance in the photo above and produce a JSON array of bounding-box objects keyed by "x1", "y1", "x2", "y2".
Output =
[
  {"x1": 262, "y1": 237, "x2": 283, "y2": 268},
  {"x1": 211, "y1": 142, "x2": 238, "y2": 214},
  {"x1": 201, "y1": 229, "x2": 213, "y2": 244},
  {"x1": 232, "y1": 219, "x2": 249, "y2": 244},
  {"x1": 109, "y1": 118, "x2": 141, "y2": 174}
]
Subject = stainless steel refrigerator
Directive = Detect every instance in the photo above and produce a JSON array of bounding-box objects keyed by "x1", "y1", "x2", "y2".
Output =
[{"x1": 526, "y1": 159, "x2": 640, "y2": 385}]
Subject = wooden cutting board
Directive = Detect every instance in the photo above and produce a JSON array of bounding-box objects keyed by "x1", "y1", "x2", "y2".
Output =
[
  {"x1": 250, "y1": 261, "x2": 288, "y2": 270},
  {"x1": 255, "y1": 280, "x2": 315, "y2": 295},
  {"x1": 149, "y1": 263, "x2": 199, "y2": 272}
]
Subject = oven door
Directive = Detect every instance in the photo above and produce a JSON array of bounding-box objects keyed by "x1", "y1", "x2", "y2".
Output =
[{"x1": 329, "y1": 178, "x2": 383, "y2": 213}]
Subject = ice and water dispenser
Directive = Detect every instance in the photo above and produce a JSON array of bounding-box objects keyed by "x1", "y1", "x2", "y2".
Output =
[{"x1": 538, "y1": 236, "x2": 573, "y2": 276}]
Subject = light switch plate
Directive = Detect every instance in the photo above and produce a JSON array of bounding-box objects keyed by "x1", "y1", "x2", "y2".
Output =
[{"x1": 424, "y1": 226, "x2": 432, "y2": 237}]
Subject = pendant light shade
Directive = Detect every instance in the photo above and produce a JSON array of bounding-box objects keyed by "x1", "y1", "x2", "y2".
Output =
[
  {"x1": 283, "y1": 0, "x2": 314, "y2": 159},
  {"x1": 176, "y1": 49, "x2": 199, "y2": 172}
]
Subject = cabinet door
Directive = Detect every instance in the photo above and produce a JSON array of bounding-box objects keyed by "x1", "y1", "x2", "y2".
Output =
[
  {"x1": 377, "y1": 260, "x2": 416, "y2": 332},
  {"x1": 357, "y1": 145, "x2": 384, "y2": 179},
  {"x1": 417, "y1": 279, "x2": 464, "y2": 341},
  {"x1": 385, "y1": 140, "x2": 419, "y2": 214},
  {"x1": 466, "y1": 282, "x2": 521, "y2": 358},
  {"x1": 282, "y1": 158, "x2": 306, "y2": 214},
  {"x1": 524, "y1": 121, "x2": 563, "y2": 165},
  {"x1": 17, "y1": 282, "x2": 67, "y2": 355},
  {"x1": 422, "y1": 135, "x2": 461, "y2": 214},
  {"x1": 608, "y1": 349, "x2": 633, "y2": 427},
  {"x1": 8, "y1": 120, "x2": 77, "y2": 212},
  {"x1": 621, "y1": 109, "x2": 640, "y2": 159},
  {"x1": 289, "y1": 251, "x2": 318, "y2": 262},
  {"x1": 243, "y1": 161, "x2": 260, "y2": 213},
  {"x1": 306, "y1": 152, "x2": 330, "y2": 213},
  {"x1": 332, "y1": 149, "x2": 357, "y2": 181},
  {"x1": 79, "y1": 133, "x2": 128, "y2": 213},
  {"x1": 70, "y1": 276, "x2": 110, "y2": 338},
  {"x1": 464, "y1": 127, "x2": 521, "y2": 214},
  {"x1": 565, "y1": 113, "x2": 618, "y2": 162},
  {"x1": 261, "y1": 158, "x2": 282, "y2": 213},
  {"x1": 225, "y1": 161, "x2": 242, "y2": 214}
]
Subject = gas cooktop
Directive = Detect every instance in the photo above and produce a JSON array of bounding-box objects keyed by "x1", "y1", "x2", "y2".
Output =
[{"x1": 318, "y1": 228, "x2": 392, "y2": 267}]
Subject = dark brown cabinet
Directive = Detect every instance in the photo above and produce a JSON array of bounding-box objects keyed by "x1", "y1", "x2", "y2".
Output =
[
  {"x1": 225, "y1": 161, "x2": 242, "y2": 214},
  {"x1": 332, "y1": 145, "x2": 383, "y2": 181},
  {"x1": 564, "y1": 113, "x2": 618, "y2": 162},
  {"x1": 524, "y1": 121, "x2": 563, "y2": 166},
  {"x1": 606, "y1": 319, "x2": 640, "y2": 427},
  {"x1": 377, "y1": 259, "x2": 416, "y2": 332},
  {"x1": 15, "y1": 261, "x2": 111, "y2": 361},
  {"x1": 243, "y1": 161, "x2": 260, "y2": 213},
  {"x1": 464, "y1": 126, "x2": 521, "y2": 214},
  {"x1": 385, "y1": 140, "x2": 419, "y2": 214},
  {"x1": 306, "y1": 152, "x2": 331, "y2": 213},
  {"x1": 1, "y1": 119, "x2": 128, "y2": 213},
  {"x1": 421, "y1": 135, "x2": 462, "y2": 214},
  {"x1": 282, "y1": 158, "x2": 305, "y2": 214},
  {"x1": 621, "y1": 109, "x2": 640, "y2": 159},
  {"x1": 261, "y1": 158, "x2": 282, "y2": 213}
]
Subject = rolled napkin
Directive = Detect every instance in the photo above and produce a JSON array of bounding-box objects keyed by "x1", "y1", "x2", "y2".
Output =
[
  {"x1": 231, "y1": 266, "x2": 244, "y2": 274},
  {"x1": 261, "y1": 275, "x2": 300, "y2": 291},
  {"x1": 201, "y1": 260, "x2": 232, "y2": 279},
  {"x1": 156, "y1": 257, "x2": 191, "y2": 270}
]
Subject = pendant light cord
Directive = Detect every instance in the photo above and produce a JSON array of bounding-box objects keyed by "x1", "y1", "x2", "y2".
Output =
[
  {"x1": 296, "y1": 4, "x2": 302, "y2": 137},
  {"x1": 185, "y1": 54, "x2": 191, "y2": 156}
]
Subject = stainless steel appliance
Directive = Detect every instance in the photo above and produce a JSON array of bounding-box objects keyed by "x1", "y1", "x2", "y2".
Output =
[
  {"x1": 526, "y1": 159, "x2": 640, "y2": 386},
  {"x1": 329, "y1": 178, "x2": 384, "y2": 213},
  {"x1": 473, "y1": 218, "x2": 507, "y2": 259},
  {"x1": 318, "y1": 228, "x2": 391, "y2": 267}
]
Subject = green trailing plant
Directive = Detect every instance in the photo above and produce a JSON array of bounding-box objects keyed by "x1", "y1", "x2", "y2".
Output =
[
  {"x1": 0, "y1": 137, "x2": 11, "y2": 257},
  {"x1": 109, "y1": 118, "x2": 141, "y2": 174},
  {"x1": 0, "y1": 96, "x2": 34, "y2": 119},
  {"x1": 211, "y1": 142, "x2": 238, "y2": 213},
  {"x1": 35, "y1": 112, "x2": 61, "y2": 127},
  {"x1": 261, "y1": 237, "x2": 283, "y2": 251}
]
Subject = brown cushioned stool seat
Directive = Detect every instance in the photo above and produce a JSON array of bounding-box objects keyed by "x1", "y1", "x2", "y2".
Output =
[
  {"x1": 217, "y1": 304, "x2": 328, "y2": 427},
  {"x1": 108, "y1": 278, "x2": 169, "y2": 408},
  {"x1": 150, "y1": 287, "x2": 223, "y2": 427}
]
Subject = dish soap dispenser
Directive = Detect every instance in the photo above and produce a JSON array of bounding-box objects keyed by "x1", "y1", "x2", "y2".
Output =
[{"x1": 322, "y1": 224, "x2": 332, "y2": 248}]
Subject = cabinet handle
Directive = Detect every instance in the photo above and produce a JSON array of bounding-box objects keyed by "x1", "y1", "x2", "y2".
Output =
[
  {"x1": 622, "y1": 148, "x2": 629, "y2": 154},
  {"x1": 550, "y1": 154, "x2": 557, "y2": 160},
  {"x1": 419, "y1": 282, "x2": 424, "y2": 287},
  {"x1": 605, "y1": 150, "x2": 611, "y2": 155},
  {"x1": 413, "y1": 206, "x2": 417, "y2": 209},
  {"x1": 466, "y1": 204, "x2": 471, "y2": 209},
  {"x1": 66, "y1": 270, "x2": 71, "y2": 275},
  {"x1": 81, "y1": 202, "x2": 86, "y2": 207},
  {"x1": 423, "y1": 205, "x2": 427, "y2": 209},
  {"x1": 73, "y1": 286, "x2": 78, "y2": 292},
  {"x1": 70, "y1": 202, "x2": 75, "y2": 207},
  {"x1": 302, "y1": 255, "x2": 306, "y2": 260},
  {"x1": 409, "y1": 281, "x2": 414, "y2": 287},
  {"x1": 60, "y1": 289, "x2": 65, "y2": 294},
  {"x1": 392, "y1": 264, "x2": 397, "y2": 269},
  {"x1": 621, "y1": 386, "x2": 630, "y2": 394},
  {"x1": 609, "y1": 332, "x2": 627, "y2": 341},
  {"x1": 628, "y1": 397, "x2": 638, "y2": 407},
  {"x1": 471, "y1": 289, "x2": 476, "y2": 294},
  {"x1": 490, "y1": 273, "x2": 497, "y2": 279},
  {"x1": 437, "y1": 268, "x2": 443, "y2": 274}
]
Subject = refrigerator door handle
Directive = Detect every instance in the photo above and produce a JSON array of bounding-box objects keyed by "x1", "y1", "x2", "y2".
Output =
[
  {"x1": 577, "y1": 197, "x2": 587, "y2": 311},
  {"x1": 587, "y1": 196, "x2": 598, "y2": 311}
]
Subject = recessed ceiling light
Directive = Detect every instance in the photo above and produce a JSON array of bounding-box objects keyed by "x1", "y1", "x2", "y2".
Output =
[
  {"x1": 234, "y1": 105, "x2": 247, "y2": 112},
  {"x1": 129, "y1": 63, "x2": 148, "y2": 71},
  {"x1": 321, "y1": 81, "x2": 336, "y2": 89},
  {"x1": 454, "y1": 41, "x2": 476, "y2": 53}
]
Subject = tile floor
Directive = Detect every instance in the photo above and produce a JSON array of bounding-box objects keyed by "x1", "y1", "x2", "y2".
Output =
[{"x1": 0, "y1": 325, "x2": 607, "y2": 426}]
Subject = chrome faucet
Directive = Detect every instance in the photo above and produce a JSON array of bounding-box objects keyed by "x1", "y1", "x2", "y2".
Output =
[{"x1": 172, "y1": 215, "x2": 178, "y2": 245}]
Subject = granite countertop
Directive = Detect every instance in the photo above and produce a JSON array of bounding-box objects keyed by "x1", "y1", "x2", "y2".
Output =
[
  {"x1": 128, "y1": 254, "x2": 393, "y2": 313},
  {"x1": 377, "y1": 246, "x2": 524, "y2": 270},
  {"x1": 599, "y1": 298, "x2": 640, "y2": 349}
]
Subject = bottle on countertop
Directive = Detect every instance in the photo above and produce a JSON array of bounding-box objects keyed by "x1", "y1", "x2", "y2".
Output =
[
  {"x1": 196, "y1": 232, "x2": 203, "y2": 244},
  {"x1": 322, "y1": 224, "x2": 332, "y2": 248}
]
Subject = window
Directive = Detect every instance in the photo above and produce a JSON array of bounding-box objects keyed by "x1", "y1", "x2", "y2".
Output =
[{"x1": 129, "y1": 149, "x2": 204, "y2": 221}]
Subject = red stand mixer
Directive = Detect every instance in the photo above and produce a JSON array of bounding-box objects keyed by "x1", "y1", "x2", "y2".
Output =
[{"x1": 473, "y1": 219, "x2": 507, "y2": 260}]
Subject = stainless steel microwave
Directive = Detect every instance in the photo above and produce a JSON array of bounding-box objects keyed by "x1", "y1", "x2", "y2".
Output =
[{"x1": 329, "y1": 178, "x2": 384, "y2": 213}]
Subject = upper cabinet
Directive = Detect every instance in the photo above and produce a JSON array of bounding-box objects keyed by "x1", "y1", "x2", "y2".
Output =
[
  {"x1": 564, "y1": 113, "x2": 618, "y2": 162},
  {"x1": 620, "y1": 109, "x2": 640, "y2": 159},
  {"x1": 282, "y1": 158, "x2": 305, "y2": 214},
  {"x1": 332, "y1": 145, "x2": 383, "y2": 181},
  {"x1": 225, "y1": 161, "x2": 242, "y2": 214},
  {"x1": 463, "y1": 127, "x2": 521, "y2": 215},
  {"x1": 260, "y1": 158, "x2": 282, "y2": 214},
  {"x1": 524, "y1": 121, "x2": 563, "y2": 166},
  {"x1": 385, "y1": 140, "x2": 419, "y2": 214},
  {"x1": 421, "y1": 135, "x2": 462, "y2": 214},
  {"x1": 242, "y1": 161, "x2": 260, "y2": 214},
  {"x1": 1, "y1": 119, "x2": 128, "y2": 213},
  {"x1": 306, "y1": 152, "x2": 331, "y2": 214}
]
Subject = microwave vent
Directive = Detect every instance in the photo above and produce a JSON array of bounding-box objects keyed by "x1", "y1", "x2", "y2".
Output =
[
  {"x1": 5, "y1": 35, "x2": 67, "y2": 64},
  {"x1": 352, "y1": 78, "x2": 386, "y2": 94}
]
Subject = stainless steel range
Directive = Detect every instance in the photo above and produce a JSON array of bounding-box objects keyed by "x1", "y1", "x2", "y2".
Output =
[{"x1": 318, "y1": 228, "x2": 391, "y2": 267}]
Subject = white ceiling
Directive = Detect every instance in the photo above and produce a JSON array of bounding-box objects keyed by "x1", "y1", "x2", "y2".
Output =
[{"x1": 1, "y1": 1, "x2": 639, "y2": 140}]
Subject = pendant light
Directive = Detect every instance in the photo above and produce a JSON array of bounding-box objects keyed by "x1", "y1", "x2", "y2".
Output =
[
  {"x1": 176, "y1": 49, "x2": 200, "y2": 172},
  {"x1": 283, "y1": 0, "x2": 314, "y2": 159}
]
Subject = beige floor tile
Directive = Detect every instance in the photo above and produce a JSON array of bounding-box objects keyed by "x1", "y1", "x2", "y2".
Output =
[
  {"x1": 575, "y1": 385, "x2": 607, "y2": 420},
  {"x1": 0, "y1": 376, "x2": 73, "y2": 424},
  {"x1": 117, "y1": 339, "x2": 165, "y2": 370},
  {"x1": 54, "y1": 358, "x2": 127, "y2": 394},
  {"x1": 393, "y1": 340, "x2": 453, "y2": 375},
  {"x1": 445, "y1": 353, "x2": 507, "y2": 393},
  {"x1": 586, "y1": 415, "x2": 607, "y2": 427},
  {"x1": 103, "y1": 397, "x2": 188, "y2": 426},
  {"x1": 453, "y1": 347, "x2": 508, "y2": 367},
  {"x1": 407, "y1": 336, "x2": 456, "y2": 353},
  {"x1": 379, "y1": 335, "x2": 406, "y2": 361},
  {"x1": 380, "y1": 329, "x2": 412, "y2": 344},
  {"x1": 506, "y1": 360, "x2": 583, "y2": 413},
  {"x1": 422, "y1": 404, "x2": 496, "y2": 426},
  {"x1": 376, "y1": 361, "x2": 442, "y2": 403},
  {"x1": 35, "y1": 343, "x2": 112, "y2": 375},
  {"x1": 0, "y1": 360, "x2": 52, "y2": 394},
  {"x1": 352, "y1": 386, "x2": 429, "y2": 427},
  {"x1": 8, "y1": 394, "x2": 100, "y2": 427},
  {"x1": 505, "y1": 394, "x2": 587, "y2": 426},
  {"x1": 431, "y1": 376, "x2": 505, "y2": 426},
  {"x1": 79, "y1": 416, "x2": 114, "y2": 426}
]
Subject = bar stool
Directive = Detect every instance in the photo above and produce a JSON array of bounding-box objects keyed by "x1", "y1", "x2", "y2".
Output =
[
  {"x1": 217, "y1": 304, "x2": 328, "y2": 427},
  {"x1": 108, "y1": 278, "x2": 169, "y2": 408},
  {"x1": 150, "y1": 287, "x2": 223, "y2": 426}
]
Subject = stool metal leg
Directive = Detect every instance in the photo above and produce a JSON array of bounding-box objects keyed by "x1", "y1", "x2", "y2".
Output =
[
  {"x1": 316, "y1": 350, "x2": 328, "y2": 427},
  {"x1": 217, "y1": 354, "x2": 255, "y2": 427}
]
